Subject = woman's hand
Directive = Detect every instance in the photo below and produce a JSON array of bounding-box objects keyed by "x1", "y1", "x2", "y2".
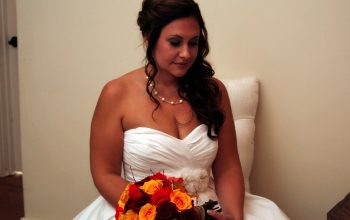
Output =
[{"x1": 207, "y1": 210, "x2": 236, "y2": 220}]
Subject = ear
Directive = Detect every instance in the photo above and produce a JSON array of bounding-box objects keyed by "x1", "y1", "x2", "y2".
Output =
[{"x1": 143, "y1": 34, "x2": 149, "y2": 45}]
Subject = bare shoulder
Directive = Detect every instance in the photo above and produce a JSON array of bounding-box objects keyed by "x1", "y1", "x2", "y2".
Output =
[
  {"x1": 101, "y1": 78, "x2": 125, "y2": 99},
  {"x1": 99, "y1": 68, "x2": 143, "y2": 102},
  {"x1": 212, "y1": 77, "x2": 229, "y2": 99},
  {"x1": 92, "y1": 68, "x2": 144, "y2": 130},
  {"x1": 213, "y1": 77, "x2": 226, "y2": 92}
]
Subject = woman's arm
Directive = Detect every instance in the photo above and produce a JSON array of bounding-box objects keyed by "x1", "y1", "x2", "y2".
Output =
[
  {"x1": 90, "y1": 79, "x2": 128, "y2": 206},
  {"x1": 211, "y1": 79, "x2": 245, "y2": 220}
]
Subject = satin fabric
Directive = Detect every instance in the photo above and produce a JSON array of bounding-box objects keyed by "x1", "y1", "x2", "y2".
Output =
[{"x1": 74, "y1": 125, "x2": 289, "y2": 219}]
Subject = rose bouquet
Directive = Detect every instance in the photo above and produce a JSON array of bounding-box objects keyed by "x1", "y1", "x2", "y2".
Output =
[
  {"x1": 115, "y1": 172, "x2": 200, "y2": 220},
  {"x1": 115, "y1": 173, "x2": 221, "y2": 220}
]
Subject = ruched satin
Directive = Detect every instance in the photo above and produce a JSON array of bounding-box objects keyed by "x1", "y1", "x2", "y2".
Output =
[
  {"x1": 123, "y1": 124, "x2": 217, "y2": 182},
  {"x1": 74, "y1": 124, "x2": 289, "y2": 220}
]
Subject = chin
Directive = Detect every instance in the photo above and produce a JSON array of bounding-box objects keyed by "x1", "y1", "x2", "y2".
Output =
[
  {"x1": 172, "y1": 67, "x2": 191, "y2": 78},
  {"x1": 157, "y1": 66, "x2": 190, "y2": 78},
  {"x1": 173, "y1": 71, "x2": 188, "y2": 78}
]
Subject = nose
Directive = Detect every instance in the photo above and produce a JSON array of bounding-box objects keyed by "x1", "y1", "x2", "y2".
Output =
[{"x1": 179, "y1": 45, "x2": 190, "y2": 59}]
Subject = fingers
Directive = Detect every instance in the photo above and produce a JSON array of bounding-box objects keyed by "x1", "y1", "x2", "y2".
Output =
[
  {"x1": 207, "y1": 210, "x2": 235, "y2": 220},
  {"x1": 207, "y1": 210, "x2": 225, "y2": 219}
]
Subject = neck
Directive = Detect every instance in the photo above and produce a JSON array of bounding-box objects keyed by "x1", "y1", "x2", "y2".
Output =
[
  {"x1": 147, "y1": 65, "x2": 179, "y2": 91},
  {"x1": 145, "y1": 66, "x2": 185, "y2": 105}
]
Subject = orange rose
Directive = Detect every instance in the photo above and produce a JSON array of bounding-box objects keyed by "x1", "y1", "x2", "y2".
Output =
[
  {"x1": 117, "y1": 212, "x2": 125, "y2": 220},
  {"x1": 125, "y1": 209, "x2": 138, "y2": 220},
  {"x1": 139, "y1": 203, "x2": 157, "y2": 220},
  {"x1": 170, "y1": 189, "x2": 193, "y2": 212},
  {"x1": 117, "y1": 210, "x2": 138, "y2": 220},
  {"x1": 140, "y1": 179, "x2": 163, "y2": 195},
  {"x1": 118, "y1": 183, "x2": 131, "y2": 208},
  {"x1": 115, "y1": 206, "x2": 125, "y2": 220}
]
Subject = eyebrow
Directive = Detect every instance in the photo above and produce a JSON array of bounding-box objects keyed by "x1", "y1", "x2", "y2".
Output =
[{"x1": 167, "y1": 35, "x2": 200, "y2": 40}]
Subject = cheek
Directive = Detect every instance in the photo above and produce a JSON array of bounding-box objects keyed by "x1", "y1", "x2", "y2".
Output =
[
  {"x1": 193, "y1": 49, "x2": 199, "y2": 58},
  {"x1": 190, "y1": 48, "x2": 199, "y2": 61},
  {"x1": 154, "y1": 44, "x2": 173, "y2": 60},
  {"x1": 159, "y1": 47, "x2": 173, "y2": 58}
]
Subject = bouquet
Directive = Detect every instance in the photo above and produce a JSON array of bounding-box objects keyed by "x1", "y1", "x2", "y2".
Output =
[{"x1": 115, "y1": 172, "x2": 200, "y2": 220}]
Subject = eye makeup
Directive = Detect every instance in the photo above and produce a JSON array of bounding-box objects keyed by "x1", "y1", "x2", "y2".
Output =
[{"x1": 167, "y1": 36, "x2": 199, "y2": 48}]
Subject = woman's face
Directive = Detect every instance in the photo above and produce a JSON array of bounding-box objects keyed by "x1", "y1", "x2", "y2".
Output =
[{"x1": 152, "y1": 16, "x2": 200, "y2": 78}]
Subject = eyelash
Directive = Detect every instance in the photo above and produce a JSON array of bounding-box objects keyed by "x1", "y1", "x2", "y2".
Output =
[
  {"x1": 169, "y1": 40, "x2": 181, "y2": 47},
  {"x1": 189, "y1": 41, "x2": 199, "y2": 47},
  {"x1": 169, "y1": 40, "x2": 199, "y2": 48}
]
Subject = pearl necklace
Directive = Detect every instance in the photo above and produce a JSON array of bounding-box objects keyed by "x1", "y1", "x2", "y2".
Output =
[{"x1": 146, "y1": 76, "x2": 184, "y2": 105}]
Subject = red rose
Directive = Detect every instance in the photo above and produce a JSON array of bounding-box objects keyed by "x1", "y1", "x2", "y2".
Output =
[
  {"x1": 156, "y1": 201, "x2": 178, "y2": 220},
  {"x1": 168, "y1": 176, "x2": 186, "y2": 191},
  {"x1": 115, "y1": 206, "x2": 124, "y2": 220},
  {"x1": 125, "y1": 193, "x2": 150, "y2": 213},
  {"x1": 168, "y1": 176, "x2": 184, "y2": 184},
  {"x1": 128, "y1": 184, "x2": 143, "y2": 200},
  {"x1": 151, "y1": 172, "x2": 171, "y2": 186},
  {"x1": 151, "y1": 187, "x2": 171, "y2": 206},
  {"x1": 150, "y1": 172, "x2": 167, "y2": 181}
]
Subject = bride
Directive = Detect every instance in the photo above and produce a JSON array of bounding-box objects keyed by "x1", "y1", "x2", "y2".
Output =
[{"x1": 75, "y1": 0, "x2": 289, "y2": 219}]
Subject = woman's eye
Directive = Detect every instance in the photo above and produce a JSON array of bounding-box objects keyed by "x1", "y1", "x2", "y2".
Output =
[
  {"x1": 169, "y1": 39, "x2": 181, "y2": 47},
  {"x1": 189, "y1": 41, "x2": 199, "y2": 47}
]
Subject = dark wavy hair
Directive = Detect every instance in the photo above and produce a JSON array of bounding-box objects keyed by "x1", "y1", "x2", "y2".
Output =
[{"x1": 137, "y1": 0, "x2": 224, "y2": 138}]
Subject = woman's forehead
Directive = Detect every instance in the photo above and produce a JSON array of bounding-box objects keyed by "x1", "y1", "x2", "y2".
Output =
[{"x1": 160, "y1": 17, "x2": 200, "y2": 38}]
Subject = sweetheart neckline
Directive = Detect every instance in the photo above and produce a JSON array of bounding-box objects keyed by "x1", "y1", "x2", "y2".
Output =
[{"x1": 124, "y1": 124, "x2": 206, "y2": 141}]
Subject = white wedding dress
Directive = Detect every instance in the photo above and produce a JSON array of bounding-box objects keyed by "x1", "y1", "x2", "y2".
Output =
[{"x1": 74, "y1": 124, "x2": 289, "y2": 220}]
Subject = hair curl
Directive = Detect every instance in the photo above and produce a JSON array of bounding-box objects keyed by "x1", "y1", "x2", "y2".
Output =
[{"x1": 137, "y1": 0, "x2": 224, "y2": 138}]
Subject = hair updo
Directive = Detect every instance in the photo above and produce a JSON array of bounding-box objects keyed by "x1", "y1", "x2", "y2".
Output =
[{"x1": 137, "y1": 0, "x2": 224, "y2": 138}]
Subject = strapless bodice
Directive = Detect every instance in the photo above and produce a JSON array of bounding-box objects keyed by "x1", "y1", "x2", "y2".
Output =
[
  {"x1": 122, "y1": 124, "x2": 218, "y2": 204},
  {"x1": 74, "y1": 124, "x2": 290, "y2": 220},
  {"x1": 123, "y1": 124, "x2": 217, "y2": 180}
]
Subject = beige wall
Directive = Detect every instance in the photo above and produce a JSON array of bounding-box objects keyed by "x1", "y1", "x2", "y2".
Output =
[{"x1": 17, "y1": 0, "x2": 350, "y2": 219}]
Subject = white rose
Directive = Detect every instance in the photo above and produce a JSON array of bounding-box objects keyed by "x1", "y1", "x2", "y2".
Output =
[{"x1": 177, "y1": 168, "x2": 210, "y2": 195}]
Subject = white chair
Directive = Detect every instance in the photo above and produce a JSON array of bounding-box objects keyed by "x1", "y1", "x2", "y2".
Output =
[
  {"x1": 223, "y1": 77, "x2": 289, "y2": 219},
  {"x1": 223, "y1": 77, "x2": 259, "y2": 193}
]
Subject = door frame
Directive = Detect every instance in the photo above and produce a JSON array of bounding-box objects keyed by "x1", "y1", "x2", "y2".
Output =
[{"x1": 0, "y1": 0, "x2": 21, "y2": 176}]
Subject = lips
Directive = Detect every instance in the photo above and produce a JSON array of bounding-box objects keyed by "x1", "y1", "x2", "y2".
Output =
[
  {"x1": 174, "y1": 63, "x2": 190, "y2": 71},
  {"x1": 173, "y1": 61, "x2": 191, "y2": 69},
  {"x1": 174, "y1": 62, "x2": 189, "y2": 65}
]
